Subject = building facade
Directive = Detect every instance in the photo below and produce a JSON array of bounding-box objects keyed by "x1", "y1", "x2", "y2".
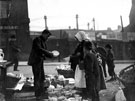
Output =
[{"x1": 0, "y1": 0, "x2": 31, "y2": 60}]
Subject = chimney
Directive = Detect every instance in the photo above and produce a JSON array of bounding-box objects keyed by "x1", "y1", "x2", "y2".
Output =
[
  {"x1": 93, "y1": 18, "x2": 95, "y2": 31},
  {"x1": 44, "y1": 15, "x2": 48, "y2": 29},
  {"x1": 87, "y1": 23, "x2": 90, "y2": 30},
  {"x1": 120, "y1": 16, "x2": 124, "y2": 32},
  {"x1": 76, "y1": 14, "x2": 79, "y2": 30}
]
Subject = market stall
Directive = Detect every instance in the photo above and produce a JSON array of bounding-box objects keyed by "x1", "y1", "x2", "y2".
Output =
[{"x1": 118, "y1": 63, "x2": 135, "y2": 101}]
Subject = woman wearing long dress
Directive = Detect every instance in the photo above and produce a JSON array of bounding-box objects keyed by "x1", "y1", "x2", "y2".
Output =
[
  {"x1": 69, "y1": 31, "x2": 89, "y2": 98},
  {"x1": 83, "y1": 41, "x2": 100, "y2": 101}
]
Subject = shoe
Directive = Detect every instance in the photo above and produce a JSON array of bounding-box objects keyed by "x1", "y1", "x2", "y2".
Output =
[
  {"x1": 14, "y1": 69, "x2": 19, "y2": 71},
  {"x1": 36, "y1": 95, "x2": 48, "y2": 100},
  {"x1": 36, "y1": 96, "x2": 42, "y2": 100},
  {"x1": 87, "y1": 98, "x2": 92, "y2": 101},
  {"x1": 104, "y1": 73, "x2": 107, "y2": 78},
  {"x1": 106, "y1": 78, "x2": 114, "y2": 82}
]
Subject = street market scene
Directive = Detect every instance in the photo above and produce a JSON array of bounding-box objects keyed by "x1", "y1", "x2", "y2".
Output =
[
  {"x1": 0, "y1": 61, "x2": 134, "y2": 101},
  {"x1": 0, "y1": 0, "x2": 135, "y2": 101}
]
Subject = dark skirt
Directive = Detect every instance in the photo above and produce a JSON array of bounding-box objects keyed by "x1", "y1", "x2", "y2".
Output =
[
  {"x1": 107, "y1": 62, "x2": 115, "y2": 76},
  {"x1": 98, "y1": 64, "x2": 106, "y2": 90},
  {"x1": 85, "y1": 75, "x2": 99, "y2": 101}
]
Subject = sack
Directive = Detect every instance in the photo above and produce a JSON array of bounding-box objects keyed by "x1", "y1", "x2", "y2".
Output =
[
  {"x1": 75, "y1": 65, "x2": 86, "y2": 88},
  {"x1": 44, "y1": 79, "x2": 50, "y2": 88},
  {"x1": 115, "y1": 89, "x2": 126, "y2": 101}
]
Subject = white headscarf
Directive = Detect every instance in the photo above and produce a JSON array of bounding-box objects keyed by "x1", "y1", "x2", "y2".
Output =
[{"x1": 75, "y1": 31, "x2": 91, "y2": 42}]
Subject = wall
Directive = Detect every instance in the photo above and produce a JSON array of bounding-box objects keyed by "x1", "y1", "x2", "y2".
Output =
[
  {"x1": 68, "y1": 40, "x2": 135, "y2": 60},
  {"x1": 7, "y1": 0, "x2": 32, "y2": 61}
]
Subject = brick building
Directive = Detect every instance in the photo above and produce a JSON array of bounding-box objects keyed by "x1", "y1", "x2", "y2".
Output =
[{"x1": 0, "y1": 0, "x2": 31, "y2": 60}]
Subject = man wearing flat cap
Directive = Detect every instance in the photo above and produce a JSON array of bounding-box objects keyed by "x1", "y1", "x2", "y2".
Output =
[{"x1": 28, "y1": 29, "x2": 54, "y2": 100}]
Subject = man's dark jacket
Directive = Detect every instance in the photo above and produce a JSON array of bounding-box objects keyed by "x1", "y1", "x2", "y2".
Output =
[
  {"x1": 69, "y1": 41, "x2": 84, "y2": 71},
  {"x1": 28, "y1": 36, "x2": 53, "y2": 65},
  {"x1": 9, "y1": 40, "x2": 20, "y2": 61}
]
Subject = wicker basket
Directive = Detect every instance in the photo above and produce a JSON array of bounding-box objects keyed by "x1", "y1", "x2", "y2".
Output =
[
  {"x1": 57, "y1": 69, "x2": 74, "y2": 78},
  {"x1": 6, "y1": 75, "x2": 20, "y2": 88},
  {"x1": 118, "y1": 64, "x2": 135, "y2": 87},
  {"x1": 117, "y1": 64, "x2": 135, "y2": 101}
]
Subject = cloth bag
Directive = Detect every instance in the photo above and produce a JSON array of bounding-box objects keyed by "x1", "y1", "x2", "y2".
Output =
[
  {"x1": 75, "y1": 65, "x2": 86, "y2": 88},
  {"x1": 115, "y1": 88, "x2": 126, "y2": 101}
]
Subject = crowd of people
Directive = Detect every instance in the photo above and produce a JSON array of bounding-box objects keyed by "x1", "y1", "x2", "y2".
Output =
[
  {"x1": 69, "y1": 31, "x2": 116, "y2": 101},
  {"x1": 8, "y1": 29, "x2": 116, "y2": 100}
]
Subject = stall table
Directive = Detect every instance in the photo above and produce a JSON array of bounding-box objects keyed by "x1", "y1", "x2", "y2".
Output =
[{"x1": 0, "y1": 61, "x2": 13, "y2": 94}]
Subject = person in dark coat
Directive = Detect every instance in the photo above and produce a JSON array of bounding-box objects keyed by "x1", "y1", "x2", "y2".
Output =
[
  {"x1": 92, "y1": 42, "x2": 106, "y2": 90},
  {"x1": 83, "y1": 41, "x2": 100, "y2": 101},
  {"x1": 105, "y1": 44, "x2": 116, "y2": 81},
  {"x1": 69, "y1": 31, "x2": 87, "y2": 72},
  {"x1": 69, "y1": 40, "x2": 84, "y2": 72},
  {"x1": 95, "y1": 53, "x2": 106, "y2": 90},
  {"x1": 9, "y1": 35, "x2": 21, "y2": 71},
  {"x1": 28, "y1": 29, "x2": 54, "y2": 100},
  {"x1": 93, "y1": 42, "x2": 107, "y2": 77}
]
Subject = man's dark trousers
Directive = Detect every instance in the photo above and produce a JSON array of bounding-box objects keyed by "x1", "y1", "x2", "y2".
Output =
[{"x1": 32, "y1": 61, "x2": 45, "y2": 97}]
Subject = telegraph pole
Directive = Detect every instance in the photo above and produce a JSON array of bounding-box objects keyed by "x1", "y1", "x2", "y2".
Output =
[
  {"x1": 87, "y1": 23, "x2": 90, "y2": 30},
  {"x1": 44, "y1": 15, "x2": 48, "y2": 29},
  {"x1": 93, "y1": 18, "x2": 97, "y2": 41},
  {"x1": 120, "y1": 15, "x2": 124, "y2": 32},
  {"x1": 93, "y1": 18, "x2": 95, "y2": 31},
  {"x1": 76, "y1": 14, "x2": 79, "y2": 30}
]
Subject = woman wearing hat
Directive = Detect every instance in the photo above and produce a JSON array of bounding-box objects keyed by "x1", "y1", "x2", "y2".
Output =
[{"x1": 69, "y1": 31, "x2": 90, "y2": 98}]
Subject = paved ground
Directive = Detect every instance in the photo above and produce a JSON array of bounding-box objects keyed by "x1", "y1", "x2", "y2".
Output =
[
  {"x1": 7, "y1": 61, "x2": 132, "y2": 78},
  {"x1": 5, "y1": 61, "x2": 134, "y2": 101}
]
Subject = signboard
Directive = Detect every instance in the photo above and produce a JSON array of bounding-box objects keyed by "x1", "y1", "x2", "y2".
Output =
[{"x1": 0, "y1": 26, "x2": 18, "y2": 30}]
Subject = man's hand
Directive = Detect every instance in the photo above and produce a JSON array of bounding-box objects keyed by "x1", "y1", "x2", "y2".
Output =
[{"x1": 52, "y1": 50, "x2": 60, "y2": 57}]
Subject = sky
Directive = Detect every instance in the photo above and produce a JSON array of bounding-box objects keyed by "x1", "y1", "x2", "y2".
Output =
[{"x1": 28, "y1": 0, "x2": 132, "y2": 31}]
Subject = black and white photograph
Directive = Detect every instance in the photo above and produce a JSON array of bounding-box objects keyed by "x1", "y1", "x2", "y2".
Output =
[{"x1": 0, "y1": 0, "x2": 135, "y2": 101}]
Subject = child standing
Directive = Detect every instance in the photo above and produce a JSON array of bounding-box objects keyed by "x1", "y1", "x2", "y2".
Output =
[{"x1": 105, "y1": 44, "x2": 116, "y2": 81}]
